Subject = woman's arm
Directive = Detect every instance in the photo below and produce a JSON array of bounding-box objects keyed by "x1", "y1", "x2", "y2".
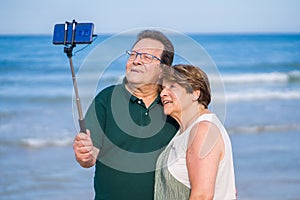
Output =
[{"x1": 187, "y1": 121, "x2": 224, "y2": 200}]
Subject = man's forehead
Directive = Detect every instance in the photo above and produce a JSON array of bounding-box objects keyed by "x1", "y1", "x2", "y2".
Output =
[{"x1": 133, "y1": 38, "x2": 164, "y2": 51}]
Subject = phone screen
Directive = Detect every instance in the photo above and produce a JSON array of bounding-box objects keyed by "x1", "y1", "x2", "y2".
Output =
[{"x1": 53, "y1": 23, "x2": 94, "y2": 45}]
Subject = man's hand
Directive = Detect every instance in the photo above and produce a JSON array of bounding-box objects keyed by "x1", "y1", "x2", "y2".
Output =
[{"x1": 73, "y1": 129, "x2": 98, "y2": 168}]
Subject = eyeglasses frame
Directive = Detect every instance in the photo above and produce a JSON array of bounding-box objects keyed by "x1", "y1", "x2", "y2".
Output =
[{"x1": 126, "y1": 50, "x2": 162, "y2": 63}]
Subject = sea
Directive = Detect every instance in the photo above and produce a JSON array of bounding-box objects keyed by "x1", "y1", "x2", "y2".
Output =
[{"x1": 0, "y1": 31, "x2": 300, "y2": 200}]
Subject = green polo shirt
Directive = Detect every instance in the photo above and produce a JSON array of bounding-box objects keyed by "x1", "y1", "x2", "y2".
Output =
[{"x1": 85, "y1": 83, "x2": 179, "y2": 200}]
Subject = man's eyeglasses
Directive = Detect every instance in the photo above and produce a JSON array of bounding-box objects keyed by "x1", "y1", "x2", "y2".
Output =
[{"x1": 126, "y1": 50, "x2": 161, "y2": 64}]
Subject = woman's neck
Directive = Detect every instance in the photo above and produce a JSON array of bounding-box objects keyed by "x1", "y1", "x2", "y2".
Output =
[{"x1": 177, "y1": 104, "x2": 207, "y2": 133}]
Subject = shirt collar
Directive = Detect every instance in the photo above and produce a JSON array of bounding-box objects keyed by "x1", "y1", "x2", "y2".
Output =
[{"x1": 121, "y1": 77, "x2": 161, "y2": 105}]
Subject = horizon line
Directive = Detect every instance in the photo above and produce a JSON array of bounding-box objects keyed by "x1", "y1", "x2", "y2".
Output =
[{"x1": 1, "y1": 31, "x2": 300, "y2": 37}]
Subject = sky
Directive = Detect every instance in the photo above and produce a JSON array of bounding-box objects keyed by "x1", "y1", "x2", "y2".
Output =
[{"x1": 0, "y1": 0, "x2": 300, "y2": 35}]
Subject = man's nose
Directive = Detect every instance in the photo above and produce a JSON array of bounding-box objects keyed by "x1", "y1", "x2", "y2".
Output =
[{"x1": 133, "y1": 54, "x2": 143, "y2": 64}]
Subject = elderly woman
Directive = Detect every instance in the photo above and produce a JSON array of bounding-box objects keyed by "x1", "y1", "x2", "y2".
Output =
[{"x1": 155, "y1": 64, "x2": 236, "y2": 200}]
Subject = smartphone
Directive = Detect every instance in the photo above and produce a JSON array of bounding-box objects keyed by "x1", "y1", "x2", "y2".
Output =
[{"x1": 52, "y1": 22, "x2": 94, "y2": 45}]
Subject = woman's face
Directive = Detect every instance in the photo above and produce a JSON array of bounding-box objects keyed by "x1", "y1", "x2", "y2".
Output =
[{"x1": 160, "y1": 80, "x2": 194, "y2": 120}]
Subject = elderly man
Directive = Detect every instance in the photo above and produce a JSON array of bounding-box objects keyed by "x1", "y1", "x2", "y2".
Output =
[{"x1": 73, "y1": 30, "x2": 179, "y2": 200}]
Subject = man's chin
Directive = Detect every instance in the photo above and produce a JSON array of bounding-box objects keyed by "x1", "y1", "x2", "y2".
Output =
[{"x1": 126, "y1": 78, "x2": 142, "y2": 85}]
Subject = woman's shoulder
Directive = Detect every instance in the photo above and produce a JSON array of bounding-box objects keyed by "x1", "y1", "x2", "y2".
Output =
[{"x1": 189, "y1": 114, "x2": 221, "y2": 145}]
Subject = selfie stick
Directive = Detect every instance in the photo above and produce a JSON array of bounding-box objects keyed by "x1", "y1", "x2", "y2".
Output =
[{"x1": 63, "y1": 20, "x2": 86, "y2": 134}]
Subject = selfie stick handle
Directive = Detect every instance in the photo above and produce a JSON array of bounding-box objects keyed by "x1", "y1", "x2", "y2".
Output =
[{"x1": 64, "y1": 20, "x2": 86, "y2": 134}]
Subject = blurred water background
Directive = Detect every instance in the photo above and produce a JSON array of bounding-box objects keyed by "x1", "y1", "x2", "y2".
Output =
[{"x1": 0, "y1": 33, "x2": 300, "y2": 199}]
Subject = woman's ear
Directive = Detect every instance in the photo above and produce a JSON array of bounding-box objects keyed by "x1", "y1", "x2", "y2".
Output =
[{"x1": 192, "y1": 90, "x2": 200, "y2": 101}]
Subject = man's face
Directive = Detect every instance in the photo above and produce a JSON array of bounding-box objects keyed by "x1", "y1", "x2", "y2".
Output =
[{"x1": 125, "y1": 38, "x2": 164, "y2": 87}]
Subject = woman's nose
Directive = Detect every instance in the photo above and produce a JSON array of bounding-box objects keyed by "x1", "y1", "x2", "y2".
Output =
[{"x1": 160, "y1": 88, "x2": 167, "y2": 97}]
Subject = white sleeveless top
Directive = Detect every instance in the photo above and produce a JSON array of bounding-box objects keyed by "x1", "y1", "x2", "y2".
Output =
[{"x1": 166, "y1": 113, "x2": 236, "y2": 200}]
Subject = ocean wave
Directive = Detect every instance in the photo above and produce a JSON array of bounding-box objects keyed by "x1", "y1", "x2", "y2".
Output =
[
  {"x1": 0, "y1": 71, "x2": 71, "y2": 84},
  {"x1": 1, "y1": 70, "x2": 300, "y2": 88},
  {"x1": 76, "y1": 70, "x2": 300, "y2": 86},
  {"x1": 222, "y1": 90, "x2": 300, "y2": 102},
  {"x1": 210, "y1": 71, "x2": 300, "y2": 84},
  {"x1": 7, "y1": 124, "x2": 300, "y2": 149},
  {"x1": 2, "y1": 88, "x2": 298, "y2": 103},
  {"x1": 20, "y1": 137, "x2": 74, "y2": 148},
  {"x1": 3, "y1": 70, "x2": 299, "y2": 103},
  {"x1": 228, "y1": 124, "x2": 300, "y2": 134}
]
